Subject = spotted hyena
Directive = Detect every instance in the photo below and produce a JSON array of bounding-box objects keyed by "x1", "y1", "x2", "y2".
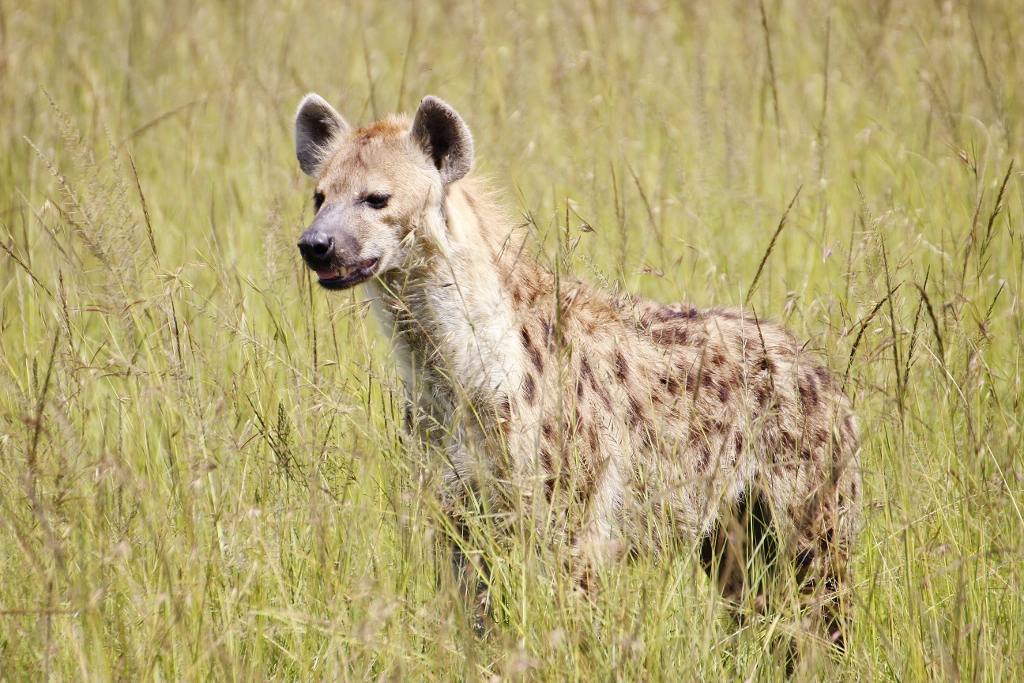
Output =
[{"x1": 293, "y1": 94, "x2": 861, "y2": 649}]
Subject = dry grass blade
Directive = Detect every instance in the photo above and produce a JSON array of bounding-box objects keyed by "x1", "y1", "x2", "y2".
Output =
[
  {"x1": 0, "y1": 231, "x2": 53, "y2": 298},
  {"x1": 978, "y1": 160, "x2": 1014, "y2": 272},
  {"x1": 844, "y1": 283, "x2": 902, "y2": 387},
  {"x1": 745, "y1": 184, "x2": 802, "y2": 302},
  {"x1": 912, "y1": 281, "x2": 946, "y2": 368},
  {"x1": 128, "y1": 150, "x2": 158, "y2": 263},
  {"x1": 759, "y1": 0, "x2": 782, "y2": 150}
]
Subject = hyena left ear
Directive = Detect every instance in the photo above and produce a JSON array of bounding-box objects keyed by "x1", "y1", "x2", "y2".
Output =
[
  {"x1": 410, "y1": 96, "x2": 474, "y2": 185},
  {"x1": 295, "y1": 93, "x2": 350, "y2": 177}
]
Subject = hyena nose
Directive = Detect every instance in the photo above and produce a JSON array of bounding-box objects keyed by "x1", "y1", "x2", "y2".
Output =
[{"x1": 297, "y1": 232, "x2": 335, "y2": 262}]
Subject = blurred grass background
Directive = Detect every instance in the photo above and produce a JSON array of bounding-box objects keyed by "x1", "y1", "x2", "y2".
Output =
[{"x1": 1, "y1": 0, "x2": 1022, "y2": 679}]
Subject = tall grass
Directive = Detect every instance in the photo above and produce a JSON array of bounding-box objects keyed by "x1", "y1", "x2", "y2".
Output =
[{"x1": 1, "y1": 0, "x2": 1022, "y2": 679}]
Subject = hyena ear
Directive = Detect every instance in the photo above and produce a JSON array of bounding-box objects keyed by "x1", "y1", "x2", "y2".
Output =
[
  {"x1": 295, "y1": 93, "x2": 350, "y2": 177},
  {"x1": 410, "y1": 96, "x2": 474, "y2": 185}
]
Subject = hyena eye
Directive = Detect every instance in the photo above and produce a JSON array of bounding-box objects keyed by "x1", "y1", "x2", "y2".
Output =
[
  {"x1": 363, "y1": 193, "x2": 390, "y2": 210},
  {"x1": 313, "y1": 191, "x2": 325, "y2": 213}
]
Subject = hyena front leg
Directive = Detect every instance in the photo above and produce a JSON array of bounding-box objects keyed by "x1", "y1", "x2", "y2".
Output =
[{"x1": 403, "y1": 397, "x2": 494, "y2": 634}]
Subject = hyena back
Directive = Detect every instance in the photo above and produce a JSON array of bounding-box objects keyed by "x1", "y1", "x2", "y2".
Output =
[{"x1": 293, "y1": 94, "x2": 861, "y2": 647}]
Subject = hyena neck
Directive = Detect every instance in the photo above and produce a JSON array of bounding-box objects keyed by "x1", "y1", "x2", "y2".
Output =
[{"x1": 371, "y1": 177, "x2": 542, "y2": 409}]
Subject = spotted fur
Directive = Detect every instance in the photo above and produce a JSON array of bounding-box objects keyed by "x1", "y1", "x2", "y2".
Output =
[{"x1": 294, "y1": 94, "x2": 862, "y2": 647}]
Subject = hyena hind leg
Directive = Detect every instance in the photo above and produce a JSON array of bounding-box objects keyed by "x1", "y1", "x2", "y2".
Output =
[
  {"x1": 698, "y1": 490, "x2": 780, "y2": 616},
  {"x1": 450, "y1": 525, "x2": 493, "y2": 636},
  {"x1": 699, "y1": 491, "x2": 857, "y2": 677},
  {"x1": 699, "y1": 491, "x2": 854, "y2": 650},
  {"x1": 792, "y1": 533, "x2": 854, "y2": 652}
]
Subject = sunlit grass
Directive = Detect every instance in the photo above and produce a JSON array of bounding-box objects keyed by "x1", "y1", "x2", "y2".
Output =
[{"x1": 1, "y1": 0, "x2": 1022, "y2": 680}]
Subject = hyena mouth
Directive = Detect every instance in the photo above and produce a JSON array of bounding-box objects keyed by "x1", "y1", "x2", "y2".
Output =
[{"x1": 314, "y1": 258, "x2": 380, "y2": 290}]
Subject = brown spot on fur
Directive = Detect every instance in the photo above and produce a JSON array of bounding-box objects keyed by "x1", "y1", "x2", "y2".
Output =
[
  {"x1": 542, "y1": 319, "x2": 556, "y2": 350},
  {"x1": 580, "y1": 356, "x2": 593, "y2": 382},
  {"x1": 705, "y1": 420, "x2": 727, "y2": 436},
  {"x1": 542, "y1": 421, "x2": 554, "y2": 440},
  {"x1": 754, "y1": 384, "x2": 771, "y2": 409},
  {"x1": 564, "y1": 407, "x2": 583, "y2": 445},
  {"x1": 735, "y1": 433, "x2": 745, "y2": 454},
  {"x1": 541, "y1": 447, "x2": 554, "y2": 474},
  {"x1": 523, "y1": 374, "x2": 536, "y2": 405},
  {"x1": 831, "y1": 432, "x2": 843, "y2": 457},
  {"x1": 780, "y1": 432, "x2": 797, "y2": 458},
  {"x1": 651, "y1": 327, "x2": 689, "y2": 345},
  {"x1": 627, "y1": 396, "x2": 644, "y2": 427},
  {"x1": 586, "y1": 424, "x2": 599, "y2": 453},
  {"x1": 690, "y1": 429, "x2": 713, "y2": 473},
  {"x1": 656, "y1": 306, "x2": 701, "y2": 322},
  {"x1": 614, "y1": 350, "x2": 629, "y2": 382},
  {"x1": 626, "y1": 398, "x2": 654, "y2": 450},
  {"x1": 496, "y1": 395, "x2": 511, "y2": 421},
  {"x1": 521, "y1": 326, "x2": 544, "y2": 373},
  {"x1": 540, "y1": 448, "x2": 556, "y2": 501},
  {"x1": 582, "y1": 356, "x2": 612, "y2": 410},
  {"x1": 717, "y1": 382, "x2": 730, "y2": 403},
  {"x1": 685, "y1": 371, "x2": 697, "y2": 394},
  {"x1": 660, "y1": 374, "x2": 680, "y2": 395},
  {"x1": 799, "y1": 373, "x2": 820, "y2": 411}
]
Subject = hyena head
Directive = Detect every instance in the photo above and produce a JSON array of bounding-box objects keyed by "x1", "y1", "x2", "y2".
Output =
[{"x1": 294, "y1": 94, "x2": 474, "y2": 289}]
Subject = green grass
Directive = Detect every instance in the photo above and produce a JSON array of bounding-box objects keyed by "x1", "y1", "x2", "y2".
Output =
[{"x1": 1, "y1": 0, "x2": 1023, "y2": 679}]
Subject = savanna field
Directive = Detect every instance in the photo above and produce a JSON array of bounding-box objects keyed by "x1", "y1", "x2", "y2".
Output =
[{"x1": 1, "y1": 0, "x2": 1022, "y2": 680}]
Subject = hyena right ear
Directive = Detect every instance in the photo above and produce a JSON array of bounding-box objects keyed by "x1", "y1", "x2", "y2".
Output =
[{"x1": 295, "y1": 93, "x2": 350, "y2": 177}]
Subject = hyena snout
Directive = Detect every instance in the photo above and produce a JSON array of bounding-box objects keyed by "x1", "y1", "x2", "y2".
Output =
[
  {"x1": 297, "y1": 228, "x2": 335, "y2": 263},
  {"x1": 297, "y1": 210, "x2": 380, "y2": 290}
]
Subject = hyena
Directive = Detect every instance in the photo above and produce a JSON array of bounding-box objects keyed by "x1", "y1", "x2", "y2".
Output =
[{"x1": 293, "y1": 94, "x2": 861, "y2": 649}]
